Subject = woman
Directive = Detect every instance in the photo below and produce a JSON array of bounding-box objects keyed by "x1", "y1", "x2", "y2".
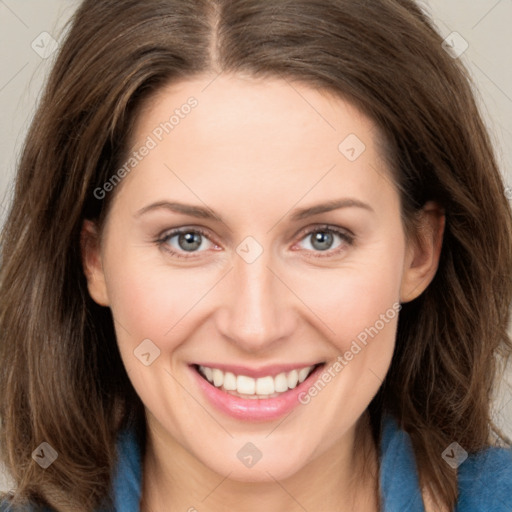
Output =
[{"x1": 1, "y1": 0, "x2": 511, "y2": 511}]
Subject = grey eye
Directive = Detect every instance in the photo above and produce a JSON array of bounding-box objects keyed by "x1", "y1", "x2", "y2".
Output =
[
  {"x1": 309, "y1": 231, "x2": 335, "y2": 251},
  {"x1": 176, "y1": 232, "x2": 203, "y2": 252}
]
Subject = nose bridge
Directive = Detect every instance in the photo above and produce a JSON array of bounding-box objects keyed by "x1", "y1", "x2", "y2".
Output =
[{"x1": 216, "y1": 239, "x2": 294, "y2": 351}]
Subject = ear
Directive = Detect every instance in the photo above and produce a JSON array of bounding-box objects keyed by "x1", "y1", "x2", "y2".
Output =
[
  {"x1": 80, "y1": 219, "x2": 110, "y2": 306},
  {"x1": 400, "y1": 201, "x2": 445, "y2": 303}
]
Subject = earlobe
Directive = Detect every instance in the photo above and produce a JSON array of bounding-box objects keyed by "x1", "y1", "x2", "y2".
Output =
[
  {"x1": 400, "y1": 202, "x2": 445, "y2": 303},
  {"x1": 80, "y1": 219, "x2": 110, "y2": 307}
]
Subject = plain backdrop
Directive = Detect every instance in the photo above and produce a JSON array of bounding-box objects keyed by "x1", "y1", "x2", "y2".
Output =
[{"x1": 0, "y1": 0, "x2": 511, "y2": 493}]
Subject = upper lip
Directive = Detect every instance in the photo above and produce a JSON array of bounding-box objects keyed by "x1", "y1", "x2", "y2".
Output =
[{"x1": 192, "y1": 362, "x2": 324, "y2": 379}]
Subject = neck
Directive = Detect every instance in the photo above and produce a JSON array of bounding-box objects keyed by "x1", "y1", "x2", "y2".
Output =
[{"x1": 140, "y1": 412, "x2": 380, "y2": 512}]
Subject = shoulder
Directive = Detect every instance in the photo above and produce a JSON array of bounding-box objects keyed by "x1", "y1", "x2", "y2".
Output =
[
  {"x1": 455, "y1": 445, "x2": 512, "y2": 511},
  {"x1": 379, "y1": 414, "x2": 427, "y2": 510},
  {"x1": 379, "y1": 414, "x2": 512, "y2": 511},
  {"x1": 111, "y1": 427, "x2": 142, "y2": 510},
  {"x1": 0, "y1": 428, "x2": 141, "y2": 512}
]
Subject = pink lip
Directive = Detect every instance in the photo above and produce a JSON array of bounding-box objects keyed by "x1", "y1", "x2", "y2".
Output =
[
  {"x1": 190, "y1": 363, "x2": 325, "y2": 422},
  {"x1": 192, "y1": 362, "x2": 321, "y2": 379}
]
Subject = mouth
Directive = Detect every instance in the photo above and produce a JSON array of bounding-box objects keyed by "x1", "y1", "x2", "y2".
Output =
[
  {"x1": 189, "y1": 362, "x2": 326, "y2": 421},
  {"x1": 193, "y1": 363, "x2": 324, "y2": 399}
]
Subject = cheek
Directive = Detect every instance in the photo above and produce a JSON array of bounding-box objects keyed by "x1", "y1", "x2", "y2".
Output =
[
  {"x1": 291, "y1": 242, "x2": 404, "y2": 355},
  {"x1": 104, "y1": 247, "x2": 213, "y2": 341},
  {"x1": 103, "y1": 255, "x2": 208, "y2": 415}
]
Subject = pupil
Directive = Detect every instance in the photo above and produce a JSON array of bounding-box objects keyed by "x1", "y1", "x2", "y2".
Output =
[
  {"x1": 179, "y1": 232, "x2": 201, "y2": 251},
  {"x1": 312, "y1": 232, "x2": 332, "y2": 251}
]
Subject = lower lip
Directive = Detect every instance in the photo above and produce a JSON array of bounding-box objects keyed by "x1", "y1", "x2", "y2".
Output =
[{"x1": 190, "y1": 364, "x2": 325, "y2": 422}]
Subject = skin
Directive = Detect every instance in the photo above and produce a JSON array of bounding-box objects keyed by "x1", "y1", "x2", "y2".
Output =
[{"x1": 82, "y1": 73, "x2": 445, "y2": 512}]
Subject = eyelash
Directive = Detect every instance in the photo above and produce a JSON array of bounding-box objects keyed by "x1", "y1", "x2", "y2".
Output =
[{"x1": 156, "y1": 224, "x2": 355, "y2": 260}]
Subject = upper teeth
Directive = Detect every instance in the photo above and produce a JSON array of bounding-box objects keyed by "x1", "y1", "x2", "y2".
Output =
[{"x1": 198, "y1": 365, "x2": 315, "y2": 398}]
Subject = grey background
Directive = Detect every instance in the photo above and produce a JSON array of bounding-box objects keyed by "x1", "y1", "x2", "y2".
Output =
[{"x1": 0, "y1": 0, "x2": 511, "y2": 493}]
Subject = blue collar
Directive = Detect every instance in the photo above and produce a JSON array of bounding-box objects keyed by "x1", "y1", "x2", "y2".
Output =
[{"x1": 111, "y1": 414, "x2": 512, "y2": 511}]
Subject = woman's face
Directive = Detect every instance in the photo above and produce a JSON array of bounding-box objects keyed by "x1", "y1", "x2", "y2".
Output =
[{"x1": 83, "y1": 74, "x2": 442, "y2": 482}]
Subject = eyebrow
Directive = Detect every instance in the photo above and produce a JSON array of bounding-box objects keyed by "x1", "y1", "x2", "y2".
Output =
[{"x1": 134, "y1": 198, "x2": 374, "y2": 222}]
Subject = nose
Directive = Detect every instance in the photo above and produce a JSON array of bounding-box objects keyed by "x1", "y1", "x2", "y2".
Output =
[{"x1": 215, "y1": 244, "x2": 297, "y2": 353}]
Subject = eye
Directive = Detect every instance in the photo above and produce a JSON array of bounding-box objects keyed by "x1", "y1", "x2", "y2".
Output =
[
  {"x1": 156, "y1": 224, "x2": 354, "y2": 259},
  {"x1": 294, "y1": 225, "x2": 354, "y2": 257},
  {"x1": 156, "y1": 228, "x2": 218, "y2": 258}
]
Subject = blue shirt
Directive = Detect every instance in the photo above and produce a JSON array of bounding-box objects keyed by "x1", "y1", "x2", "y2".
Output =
[{"x1": 2, "y1": 414, "x2": 512, "y2": 511}]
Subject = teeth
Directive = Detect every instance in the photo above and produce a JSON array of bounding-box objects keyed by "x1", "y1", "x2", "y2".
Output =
[
  {"x1": 212, "y1": 368, "x2": 224, "y2": 387},
  {"x1": 237, "y1": 375, "x2": 256, "y2": 394},
  {"x1": 203, "y1": 366, "x2": 213, "y2": 382},
  {"x1": 223, "y1": 372, "x2": 237, "y2": 391},
  {"x1": 274, "y1": 373, "x2": 289, "y2": 392},
  {"x1": 298, "y1": 367, "x2": 310, "y2": 383},
  {"x1": 198, "y1": 364, "x2": 316, "y2": 398},
  {"x1": 287, "y1": 369, "x2": 299, "y2": 389},
  {"x1": 255, "y1": 376, "x2": 274, "y2": 395}
]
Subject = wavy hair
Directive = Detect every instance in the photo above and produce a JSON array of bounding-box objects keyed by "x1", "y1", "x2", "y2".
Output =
[{"x1": 1, "y1": 0, "x2": 511, "y2": 510}]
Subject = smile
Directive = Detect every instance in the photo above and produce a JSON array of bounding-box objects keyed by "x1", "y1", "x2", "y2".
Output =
[
  {"x1": 190, "y1": 362, "x2": 326, "y2": 421},
  {"x1": 197, "y1": 364, "x2": 319, "y2": 398}
]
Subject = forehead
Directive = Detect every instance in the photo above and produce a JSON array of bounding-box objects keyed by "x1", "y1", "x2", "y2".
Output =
[
  {"x1": 135, "y1": 73, "x2": 376, "y2": 159},
  {"x1": 115, "y1": 74, "x2": 397, "y2": 220}
]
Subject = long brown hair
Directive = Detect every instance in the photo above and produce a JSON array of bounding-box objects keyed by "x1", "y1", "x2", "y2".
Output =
[{"x1": 1, "y1": 0, "x2": 511, "y2": 510}]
